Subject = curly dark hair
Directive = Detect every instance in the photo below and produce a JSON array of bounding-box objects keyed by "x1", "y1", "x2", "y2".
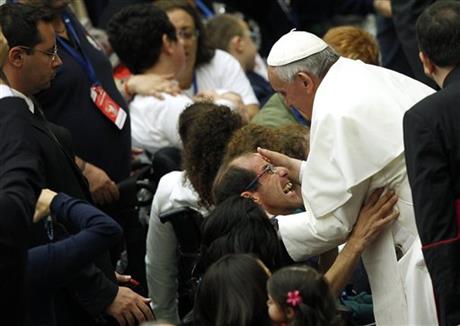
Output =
[
  {"x1": 154, "y1": 0, "x2": 215, "y2": 67},
  {"x1": 267, "y1": 266, "x2": 344, "y2": 326},
  {"x1": 179, "y1": 102, "x2": 243, "y2": 208},
  {"x1": 107, "y1": 3, "x2": 177, "y2": 74}
]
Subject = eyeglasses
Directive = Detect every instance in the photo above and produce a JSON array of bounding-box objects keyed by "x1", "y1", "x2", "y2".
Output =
[
  {"x1": 17, "y1": 44, "x2": 59, "y2": 62},
  {"x1": 244, "y1": 163, "x2": 277, "y2": 191},
  {"x1": 176, "y1": 29, "x2": 199, "y2": 41}
]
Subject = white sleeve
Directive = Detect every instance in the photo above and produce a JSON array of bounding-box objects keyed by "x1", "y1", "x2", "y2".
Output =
[
  {"x1": 145, "y1": 186, "x2": 180, "y2": 323},
  {"x1": 206, "y1": 50, "x2": 259, "y2": 106},
  {"x1": 278, "y1": 176, "x2": 369, "y2": 262}
]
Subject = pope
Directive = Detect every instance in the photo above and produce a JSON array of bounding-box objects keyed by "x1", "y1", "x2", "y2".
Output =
[{"x1": 259, "y1": 30, "x2": 438, "y2": 325}]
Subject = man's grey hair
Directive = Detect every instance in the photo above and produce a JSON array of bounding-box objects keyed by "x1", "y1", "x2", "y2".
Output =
[{"x1": 272, "y1": 47, "x2": 339, "y2": 82}]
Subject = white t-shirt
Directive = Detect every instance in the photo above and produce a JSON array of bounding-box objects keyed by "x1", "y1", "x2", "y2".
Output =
[
  {"x1": 184, "y1": 49, "x2": 259, "y2": 105},
  {"x1": 129, "y1": 93, "x2": 193, "y2": 154}
]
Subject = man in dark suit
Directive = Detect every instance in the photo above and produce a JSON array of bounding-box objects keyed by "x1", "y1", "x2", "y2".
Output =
[
  {"x1": 403, "y1": 2, "x2": 460, "y2": 325},
  {"x1": 391, "y1": 0, "x2": 437, "y2": 87},
  {"x1": 0, "y1": 3, "x2": 152, "y2": 325}
]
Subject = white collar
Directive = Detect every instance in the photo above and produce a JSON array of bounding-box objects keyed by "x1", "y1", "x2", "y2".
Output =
[{"x1": 0, "y1": 84, "x2": 35, "y2": 113}]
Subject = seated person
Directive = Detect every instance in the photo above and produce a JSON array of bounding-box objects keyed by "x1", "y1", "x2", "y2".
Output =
[
  {"x1": 251, "y1": 93, "x2": 302, "y2": 128},
  {"x1": 27, "y1": 190, "x2": 153, "y2": 325},
  {"x1": 206, "y1": 13, "x2": 273, "y2": 106},
  {"x1": 107, "y1": 4, "x2": 246, "y2": 154},
  {"x1": 155, "y1": 0, "x2": 260, "y2": 119},
  {"x1": 194, "y1": 254, "x2": 272, "y2": 326},
  {"x1": 267, "y1": 265, "x2": 343, "y2": 326},
  {"x1": 146, "y1": 102, "x2": 243, "y2": 323}
]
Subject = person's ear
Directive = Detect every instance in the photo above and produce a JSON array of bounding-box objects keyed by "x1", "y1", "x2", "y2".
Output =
[
  {"x1": 8, "y1": 47, "x2": 25, "y2": 68},
  {"x1": 229, "y1": 35, "x2": 242, "y2": 55},
  {"x1": 285, "y1": 306, "x2": 296, "y2": 320},
  {"x1": 419, "y1": 51, "x2": 435, "y2": 77},
  {"x1": 162, "y1": 34, "x2": 175, "y2": 55},
  {"x1": 241, "y1": 191, "x2": 261, "y2": 204},
  {"x1": 296, "y1": 71, "x2": 316, "y2": 94}
]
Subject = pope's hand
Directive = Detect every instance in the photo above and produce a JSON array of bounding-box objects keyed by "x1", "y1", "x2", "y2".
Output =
[{"x1": 257, "y1": 147, "x2": 302, "y2": 184}]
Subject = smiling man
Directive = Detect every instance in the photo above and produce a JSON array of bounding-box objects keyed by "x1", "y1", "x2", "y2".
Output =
[{"x1": 217, "y1": 153, "x2": 303, "y2": 216}]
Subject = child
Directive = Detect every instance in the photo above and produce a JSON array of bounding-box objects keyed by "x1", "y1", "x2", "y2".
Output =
[
  {"x1": 267, "y1": 266, "x2": 344, "y2": 326},
  {"x1": 194, "y1": 254, "x2": 272, "y2": 326}
]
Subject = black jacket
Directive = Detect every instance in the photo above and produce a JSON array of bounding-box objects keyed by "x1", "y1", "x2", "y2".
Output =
[
  {"x1": 404, "y1": 66, "x2": 460, "y2": 326},
  {"x1": 0, "y1": 97, "x2": 118, "y2": 325}
]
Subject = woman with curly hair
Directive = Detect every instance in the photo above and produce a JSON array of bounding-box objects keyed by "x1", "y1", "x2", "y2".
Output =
[{"x1": 146, "y1": 102, "x2": 243, "y2": 324}]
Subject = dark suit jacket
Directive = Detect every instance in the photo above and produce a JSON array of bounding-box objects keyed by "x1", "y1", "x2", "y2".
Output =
[
  {"x1": 391, "y1": 0, "x2": 438, "y2": 88},
  {"x1": 0, "y1": 97, "x2": 118, "y2": 325},
  {"x1": 0, "y1": 193, "x2": 39, "y2": 326},
  {"x1": 404, "y1": 67, "x2": 460, "y2": 326}
]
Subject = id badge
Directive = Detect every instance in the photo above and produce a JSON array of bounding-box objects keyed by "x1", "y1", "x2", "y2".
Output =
[{"x1": 90, "y1": 84, "x2": 127, "y2": 129}]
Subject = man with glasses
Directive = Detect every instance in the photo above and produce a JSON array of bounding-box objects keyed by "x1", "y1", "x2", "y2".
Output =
[
  {"x1": 214, "y1": 153, "x2": 304, "y2": 216},
  {"x1": 0, "y1": 3, "x2": 154, "y2": 325}
]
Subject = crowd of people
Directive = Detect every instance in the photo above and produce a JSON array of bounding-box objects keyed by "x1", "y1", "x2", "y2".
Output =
[{"x1": 1, "y1": 0, "x2": 459, "y2": 326}]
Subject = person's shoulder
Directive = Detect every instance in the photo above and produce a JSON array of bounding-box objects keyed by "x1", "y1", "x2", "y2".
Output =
[
  {"x1": 158, "y1": 170, "x2": 185, "y2": 188},
  {"x1": 154, "y1": 171, "x2": 203, "y2": 213},
  {"x1": 132, "y1": 93, "x2": 191, "y2": 108},
  {"x1": 210, "y1": 49, "x2": 240, "y2": 67},
  {"x1": 407, "y1": 88, "x2": 451, "y2": 118},
  {"x1": 252, "y1": 94, "x2": 296, "y2": 127},
  {"x1": 0, "y1": 97, "x2": 34, "y2": 129}
]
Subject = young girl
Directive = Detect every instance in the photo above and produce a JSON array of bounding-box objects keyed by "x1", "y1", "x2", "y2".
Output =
[
  {"x1": 267, "y1": 266, "x2": 344, "y2": 326},
  {"x1": 194, "y1": 254, "x2": 272, "y2": 326}
]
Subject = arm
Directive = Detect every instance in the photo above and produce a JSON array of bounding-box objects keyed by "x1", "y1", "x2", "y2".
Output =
[
  {"x1": 146, "y1": 192, "x2": 181, "y2": 323},
  {"x1": 76, "y1": 156, "x2": 119, "y2": 205},
  {"x1": 122, "y1": 74, "x2": 181, "y2": 100},
  {"x1": 277, "y1": 180, "x2": 370, "y2": 261},
  {"x1": 31, "y1": 191, "x2": 154, "y2": 323},
  {"x1": 325, "y1": 189, "x2": 399, "y2": 296},
  {"x1": 28, "y1": 191, "x2": 123, "y2": 286}
]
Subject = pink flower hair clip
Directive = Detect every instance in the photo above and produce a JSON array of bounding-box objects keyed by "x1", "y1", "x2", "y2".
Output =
[{"x1": 286, "y1": 290, "x2": 303, "y2": 307}]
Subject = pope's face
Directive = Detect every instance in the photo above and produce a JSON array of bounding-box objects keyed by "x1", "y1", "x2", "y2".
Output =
[{"x1": 268, "y1": 67, "x2": 315, "y2": 120}]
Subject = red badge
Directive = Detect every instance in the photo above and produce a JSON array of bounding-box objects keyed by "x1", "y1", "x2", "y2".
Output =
[{"x1": 90, "y1": 84, "x2": 127, "y2": 129}]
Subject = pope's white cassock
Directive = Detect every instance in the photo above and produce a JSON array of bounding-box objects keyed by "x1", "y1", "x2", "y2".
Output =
[{"x1": 277, "y1": 57, "x2": 438, "y2": 325}]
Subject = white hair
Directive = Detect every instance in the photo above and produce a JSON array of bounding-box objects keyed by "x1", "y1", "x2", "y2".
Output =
[{"x1": 272, "y1": 47, "x2": 339, "y2": 82}]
